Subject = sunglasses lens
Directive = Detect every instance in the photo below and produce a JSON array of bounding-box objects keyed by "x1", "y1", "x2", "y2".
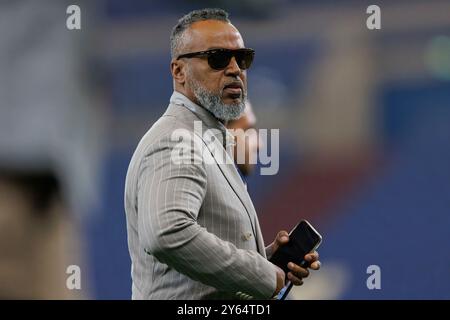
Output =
[
  {"x1": 235, "y1": 50, "x2": 254, "y2": 70},
  {"x1": 207, "y1": 49, "x2": 255, "y2": 70},
  {"x1": 208, "y1": 51, "x2": 232, "y2": 70}
]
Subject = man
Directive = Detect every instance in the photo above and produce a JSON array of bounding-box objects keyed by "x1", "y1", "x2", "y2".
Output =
[
  {"x1": 226, "y1": 100, "x2": 259, "y2": 178},
  {"x1": 124, "y1": 8, "x2": 320, "y2": 300}
]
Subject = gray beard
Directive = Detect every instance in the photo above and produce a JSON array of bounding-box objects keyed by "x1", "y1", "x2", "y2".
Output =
[{"x1": 188, "y1": 77, "x2": 246, "y2": 122}]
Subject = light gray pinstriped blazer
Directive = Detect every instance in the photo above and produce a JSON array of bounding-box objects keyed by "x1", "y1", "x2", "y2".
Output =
[{"x1": 124, "y1": 91, "x2": 277, "y2": 300}]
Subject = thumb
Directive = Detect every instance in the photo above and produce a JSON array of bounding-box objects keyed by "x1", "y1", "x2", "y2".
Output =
[{"x1": 277, "y1": 230, "x2": 289, "y2": 245}]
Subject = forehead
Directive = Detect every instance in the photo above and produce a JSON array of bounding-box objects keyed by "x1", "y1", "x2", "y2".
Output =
[{"x1": 185, "y1": 20, "x2": 245, "y2": 51}]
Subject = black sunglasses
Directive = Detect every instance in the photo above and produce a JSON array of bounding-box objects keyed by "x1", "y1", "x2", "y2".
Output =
[{"x1": 176, "y1": 48, "x2": 255, "y2": 70}]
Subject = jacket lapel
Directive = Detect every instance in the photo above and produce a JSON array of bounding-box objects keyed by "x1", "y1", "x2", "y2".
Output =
[
  {"x1": 167, "y1": 92, "x2": 263, "y2": 253},
  {"x1": 198, "y1": 127, "x2": 261, "y2": 252}
]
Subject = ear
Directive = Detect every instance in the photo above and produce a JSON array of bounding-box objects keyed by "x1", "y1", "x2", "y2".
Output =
[{"x1": 171, "y1": 59, "x2": 186, "y2": 85}]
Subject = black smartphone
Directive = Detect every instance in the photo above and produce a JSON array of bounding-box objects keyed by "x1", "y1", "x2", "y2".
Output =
[{"x1": 269, "y1": 219, "x2": 322, "y2": 300}]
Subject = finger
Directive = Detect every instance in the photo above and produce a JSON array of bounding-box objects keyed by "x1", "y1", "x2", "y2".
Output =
[
  {"x1": 288, "y1": 262, "x2": 309, "y2": 278},
  {"x1": 305, "y1": 251, "x2": 319, "y2": 262},
  {"x1": 277, "y1": 230, "x2": 289, "y2": 244},
  {"x1": 310, "y1": 260, "x2": 321, "y2": 270},
  {"x1": 287, "y1": 272, "x2": 304, "y2": 286}
]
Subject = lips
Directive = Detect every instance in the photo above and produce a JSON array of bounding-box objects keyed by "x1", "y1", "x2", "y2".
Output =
[
  {"x1": 224, "y1": 82, "x2": 243, "y2": 90},
  {"x1": 223, "y1": 82, "x2": 243, "y2": 97},
  {"x1": 224, "y1": 87, "x2": 242, "y2": 95}
]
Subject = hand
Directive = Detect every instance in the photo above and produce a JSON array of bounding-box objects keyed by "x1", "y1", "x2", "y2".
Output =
[
  {"x1": 287, "y1": 251, "x2": 320, "y2": 286},
  {"x1": 269, "y1": 230, "x2": 321, "y2": 287},
  {"x1": 266, "y1": 230, "x2": 289, "y2": 260},
  {"x1": 273, "y1": 265, "x2": 286, "y2": 297}
]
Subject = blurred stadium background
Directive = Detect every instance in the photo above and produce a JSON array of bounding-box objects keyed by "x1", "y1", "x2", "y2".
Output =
[{"x1": 1, "y1": 0, "x2": 449, "y2": 299}]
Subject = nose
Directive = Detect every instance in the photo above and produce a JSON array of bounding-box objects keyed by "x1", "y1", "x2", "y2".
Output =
[{"x1": 224, "y1": 56, "x2": 241, "y2": 76}]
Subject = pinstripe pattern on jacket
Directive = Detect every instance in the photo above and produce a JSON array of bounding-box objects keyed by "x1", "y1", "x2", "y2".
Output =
[{"x1": 124, "y1": 91, "x2": 276, "y2": 300}]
